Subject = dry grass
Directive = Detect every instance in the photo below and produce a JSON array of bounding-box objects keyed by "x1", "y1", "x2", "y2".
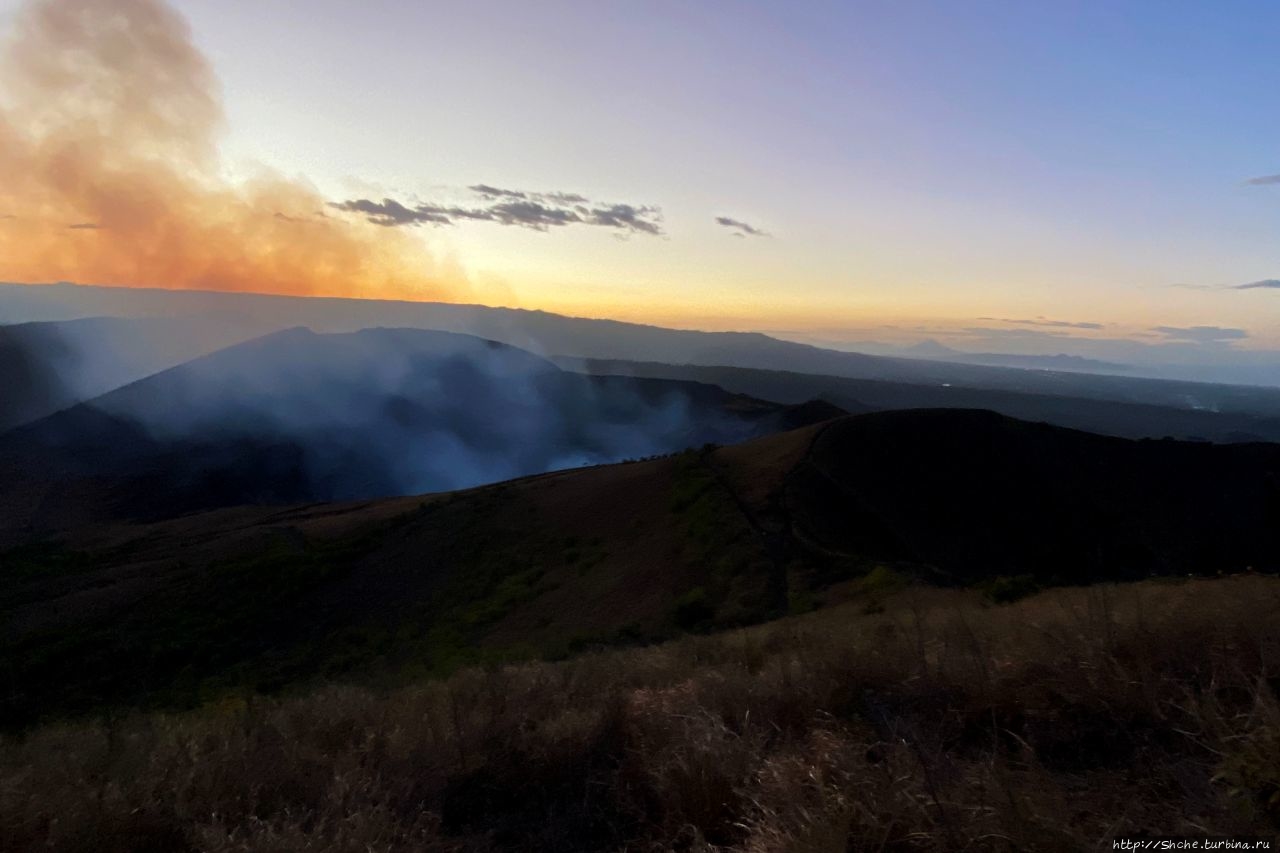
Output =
[{"x1": 2, "y1": 575, "x2": 1278, "y2": 852}]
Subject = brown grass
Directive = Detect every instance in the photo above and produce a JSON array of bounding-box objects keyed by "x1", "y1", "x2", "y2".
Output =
[{"x1": 2, "y1": 575, "x2": 1278, "y2": 852}]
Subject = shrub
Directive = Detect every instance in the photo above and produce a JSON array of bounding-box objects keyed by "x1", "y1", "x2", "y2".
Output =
[
  {"x1": 860, "y1": 564, "x2": 906, "y2": 594},
  {"x1": 984, "y1": 573, "x2": 1041, "y2": 603}
]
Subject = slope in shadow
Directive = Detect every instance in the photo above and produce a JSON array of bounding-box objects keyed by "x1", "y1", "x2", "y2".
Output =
[
  {"x1": 4, "y1": 408, "x2": 1280, "y2": 727},
  {"x1": 786, "y1": 409, "x2": 1280, "y2": 583}
]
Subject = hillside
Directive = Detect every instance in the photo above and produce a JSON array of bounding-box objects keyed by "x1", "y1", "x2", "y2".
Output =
[
  {"x1": 4, "y1": 575, "x2": 1278, "y2": 851},
  {"x1": 0, "y1": 326, "x2": 835, "y2": 537},
  {"x1": 786, "y1": 410, "x2": 1280, "y2": 581},
  {"x1": 4, "y1": 409, "x2": 1278, "y2": 728}
]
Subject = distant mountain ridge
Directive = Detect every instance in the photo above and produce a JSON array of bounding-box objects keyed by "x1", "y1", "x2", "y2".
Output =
[
  {"x1": 5, "y1": 282, "x2": 1280, "y2": 405},
  {"x1": 555, "y1": 357, "x2": 1280, "y2": 444},
  {"x1": 900, "y1": 338, "x2": 1126, "y2": 371}
]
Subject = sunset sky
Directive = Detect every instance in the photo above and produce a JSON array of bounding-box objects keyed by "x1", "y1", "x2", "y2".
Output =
[{"x1": 0, "y1": 0, "x2": 1277, "y2": 358}]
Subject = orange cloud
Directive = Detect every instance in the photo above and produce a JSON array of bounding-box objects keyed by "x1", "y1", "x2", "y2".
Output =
[{"x1": 0, "y1": 0, "x2": 463, "y2": 301}]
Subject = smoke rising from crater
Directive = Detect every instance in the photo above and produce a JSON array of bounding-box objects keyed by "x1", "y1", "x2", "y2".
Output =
[
  {"x1": 0, "y1": 0, "x2": 461, "y2": 300},
  {"x1": 4, "y1": 327, "x2": 793, "y2": 516}
]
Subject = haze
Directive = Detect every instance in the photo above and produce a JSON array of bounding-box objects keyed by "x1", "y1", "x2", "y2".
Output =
[{"x1": 0, "y1": 0, "x2": 1277, "y2": 381}]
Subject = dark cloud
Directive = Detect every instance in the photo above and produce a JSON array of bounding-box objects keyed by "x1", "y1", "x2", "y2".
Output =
[
  {"x1": 1151, "y1": 326, "x2": 1248, "y2": 344},
  {"x1": 715, "y1": 216, "x2": 769, "y2": 238},
  {"x1": 977, "y1": 316, "x2": 1104, "y2": 330},
  {"x1": 1245, "y1": 174, "x2": 1280, "y2": 186},
  {"x1": 586, "y1": 203, "x2": 663, "y2": 235},
  {"x1": 542, "y1": 191, "x2": 590, "y2": 205},
  {"x1": 333, "y1": 186, "x2": 664, "y2": 236},
  {"x1": 468, "y1": 185, "x2": 592, "y2": 206},
  {"x1": 487, "y1": 200, "x2": 582, "y2": 230},
  {"x1": 468, "y1": 184, "x2": 527, "y2": 200},
  {"x1": 329, "y1": 198, "x2": 452, "y2": 227},
  {"x1": 1234, "y1": 279, "x2": 1280, "y2": 290},
  {"x1": 67, "y1": 222, "x2": 103, "y2": 230}
]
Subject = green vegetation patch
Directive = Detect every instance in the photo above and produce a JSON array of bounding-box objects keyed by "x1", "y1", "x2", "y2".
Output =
[
  {"x1": 667, "y1": 448, "x2": 778, "y2": 630},
  {"x1": 295, "y1": 487, "x2": 578, "y2": 681},
  {"x1": 0, "y1": 540, "x2": 140, "y2": 585},
  {"x1": 0, "y1": 516, "x2": 411, "y2": 728},
  {"x1": 980, "y1": 573, "x2": 1043, "y2": 604}
]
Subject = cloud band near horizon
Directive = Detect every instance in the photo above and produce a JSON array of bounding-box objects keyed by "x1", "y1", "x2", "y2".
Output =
[{"x1": 332, "y1": 186, "x2": 664, "y2": 236}]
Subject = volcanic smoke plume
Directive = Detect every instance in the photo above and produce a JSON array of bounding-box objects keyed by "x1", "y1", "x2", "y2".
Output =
[{"x1": 0, "y1": 0, "x2": 460, "y2": 299}]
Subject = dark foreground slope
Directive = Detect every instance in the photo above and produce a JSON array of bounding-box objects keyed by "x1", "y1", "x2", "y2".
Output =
[
  {"x1": 3, "y1": 409, "x2": 1277, "y2": 728},
  {"x1": 0, "y1": 326, "x2": 836, "y2": 537},
  {"x1": 785, "y1": 409, "x2": 1280, "y2": 582},
  {"x1": 4, "y1": 577, "x2": 1279, "y2": 851}
]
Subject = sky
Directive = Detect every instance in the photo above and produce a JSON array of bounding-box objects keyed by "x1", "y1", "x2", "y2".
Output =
[{"x1": 0, "y1": 0, "x2": 1277, "y2": 363}]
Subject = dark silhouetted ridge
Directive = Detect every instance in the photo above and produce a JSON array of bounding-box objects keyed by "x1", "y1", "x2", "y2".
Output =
[{"x1": 787, "y1": 409, "x2": 1280, "y2": 582}]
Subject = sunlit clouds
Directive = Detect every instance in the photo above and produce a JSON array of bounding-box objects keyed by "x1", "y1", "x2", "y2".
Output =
[{"x1": 0, "y1": 0, "x2": 464, "y2": 300}]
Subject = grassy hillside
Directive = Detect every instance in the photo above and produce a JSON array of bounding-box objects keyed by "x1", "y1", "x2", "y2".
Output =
[
  {"x1": 4, "y1": 410, "x2": 1278, "y2": 728},
  {"x1": 2, "y1": 575, "x2": 1277, "y2": 851},
  {"x1": 787, "y1": 409, "x2": 1280, "y2": 582},
  {"x1": 0, "y1": 448, "x2": 781, "y2": 726}
]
